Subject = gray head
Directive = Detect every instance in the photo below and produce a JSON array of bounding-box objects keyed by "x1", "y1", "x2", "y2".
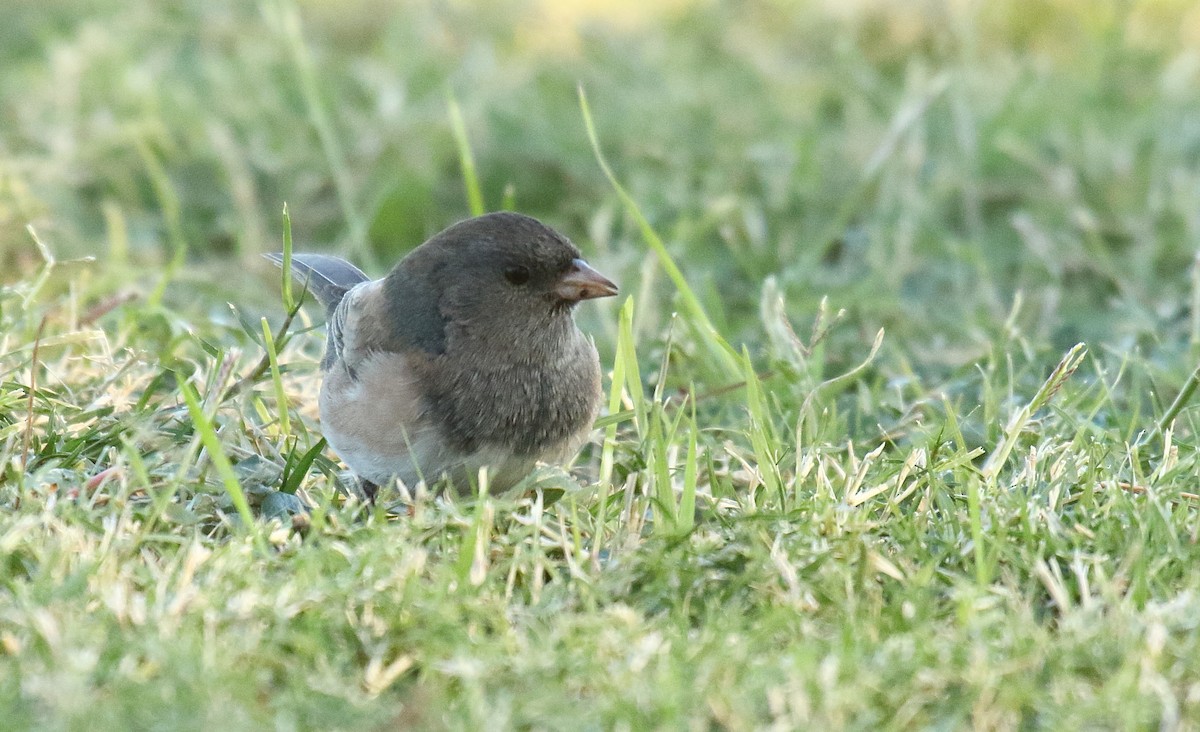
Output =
[{"x1": 386, "y1": 212, "x2": 617, "y2": 351}]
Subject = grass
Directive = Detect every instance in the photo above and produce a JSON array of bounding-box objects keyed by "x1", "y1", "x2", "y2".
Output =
[{"x1": 4, "y1": 0, "x2": 1200, "y2": 728}]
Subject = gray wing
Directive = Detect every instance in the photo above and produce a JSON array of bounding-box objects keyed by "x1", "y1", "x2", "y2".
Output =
[
  {"x1": 322, "y1": 279, "x2": 391, "y2": 376},
  {"x1": 264, "y1": 252, "x2": 370, "y2": 315}
]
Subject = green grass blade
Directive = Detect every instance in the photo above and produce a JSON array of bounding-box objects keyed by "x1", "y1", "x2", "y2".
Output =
[
  {"x1": 742, "y1": 346, "x2": 783, "y2": 507},
  {"x1": 281, "y1": 437, "x2": 326, "y2": 495},
  {"x1": 579, "y1": 86, "x2": 742, "y2": 380},
  {"x1": 447, "y1": 92, "x2": 486, "y2": 216},
  {"x1": 280, "y1": 203, "x2": 295, "y2": 311},
  {"x1": 21, "y1": 226, "x2": 56, "y2": 309},
  {"x1": 648, "y1": 404, "x2": 675, "y2": 533},
  {"x1": 277, "y1": 0, "x2": 371, "y2": 268},
  {"x1": 599, "y1": 297, "x2": 636, "y2": 492},
  {"x1": 677, "y1": 401, "x2": 698, "y2": 535},
  {"x1": 259, "y1": 317, "x2": 290, "y2": 436},
  {"x1": 177, "y1": 374, "x2": 266, "y2": 555},
  {"x1": 617, "y1": 296, "x2": 646, "y2": 435}
]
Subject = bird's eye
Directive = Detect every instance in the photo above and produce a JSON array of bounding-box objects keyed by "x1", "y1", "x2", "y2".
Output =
[{"x1": 504, "y1": 265, "x2": 531, "y2": 285}]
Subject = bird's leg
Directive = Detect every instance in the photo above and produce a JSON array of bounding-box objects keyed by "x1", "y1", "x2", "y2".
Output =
[{"x1": 359, "y1": 478, "x2": 379, "y2": 504}]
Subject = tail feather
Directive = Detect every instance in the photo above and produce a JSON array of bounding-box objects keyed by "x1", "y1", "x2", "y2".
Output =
[{"x1": 263, "y1": 253, "x2": 370, "y2": 314}]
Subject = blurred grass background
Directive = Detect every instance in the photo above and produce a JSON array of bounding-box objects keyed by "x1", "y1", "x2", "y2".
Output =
[
  {"x1": 6, "y1": 0, "x2": 1200, "y2": 728},
  {"x1": 6, "y1": 0, "x2": 1200, "y2": 359}
]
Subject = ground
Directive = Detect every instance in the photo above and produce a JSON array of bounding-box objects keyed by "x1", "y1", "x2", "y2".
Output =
[{"x1": 3, "y1": 0, "x2": 1200, "y2": 729}]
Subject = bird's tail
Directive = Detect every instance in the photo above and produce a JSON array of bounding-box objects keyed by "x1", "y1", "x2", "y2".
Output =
[{"x1": 263, "y1": 253, "x2": 370, "y2": 314}]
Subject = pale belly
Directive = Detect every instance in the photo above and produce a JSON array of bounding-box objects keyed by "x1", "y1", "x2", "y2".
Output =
[{"x1": 317, "y1": 353, "x2": 544, "y2": 493}]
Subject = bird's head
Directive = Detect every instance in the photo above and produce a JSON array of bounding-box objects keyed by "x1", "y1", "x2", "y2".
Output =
[{"x1": 419, "y1": 212, "x2": 617, "y2": 325}]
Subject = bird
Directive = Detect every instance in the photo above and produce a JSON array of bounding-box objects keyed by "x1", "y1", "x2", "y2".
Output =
[{"x1": 265, "y1": 211, "x2": 618, "y2": 502}]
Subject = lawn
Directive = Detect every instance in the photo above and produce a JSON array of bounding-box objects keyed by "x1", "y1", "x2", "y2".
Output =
[{"x1": 3, "y1": 0, "x2": 1200, "y2": 729}]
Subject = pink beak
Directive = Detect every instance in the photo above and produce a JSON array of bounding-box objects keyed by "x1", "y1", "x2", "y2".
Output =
[{"x1": 554, "y1": 259, "x2": 618, "y2": 302}]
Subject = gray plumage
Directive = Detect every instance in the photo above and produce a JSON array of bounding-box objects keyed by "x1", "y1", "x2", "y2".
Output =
[{"x1": 266, "y1": 211, "x2": 618, "y2": 499}]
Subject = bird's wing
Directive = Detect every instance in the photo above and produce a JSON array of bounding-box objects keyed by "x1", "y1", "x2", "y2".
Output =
[
  {"x1": 264, "y1": 253, "x2": 370, "y2": 315},
  {"x1": 320, "y1": 283, "x2": 447, "y2": 485},
  {"x1": 321, "y1": 266, "x2": 452, "y2": 376},
  {"x1": 323, "y1": 279, "x2": 385, "y2": 374}
]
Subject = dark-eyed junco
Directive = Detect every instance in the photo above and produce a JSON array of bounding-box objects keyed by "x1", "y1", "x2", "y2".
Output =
[{"x1": 266, "y1": 212, "x2": 618, "y2": 501}]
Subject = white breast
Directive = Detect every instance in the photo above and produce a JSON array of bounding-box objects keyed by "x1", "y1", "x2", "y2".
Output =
[{"x1": 318, "y1": 352, "x2": 533, "y2": 492}]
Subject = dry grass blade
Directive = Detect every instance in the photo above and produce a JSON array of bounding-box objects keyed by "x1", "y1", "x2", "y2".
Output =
[{"x1": 21, "y1": 314, "x2": 49, "y2": 474}]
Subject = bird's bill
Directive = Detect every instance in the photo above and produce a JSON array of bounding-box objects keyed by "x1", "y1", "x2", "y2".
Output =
[{"x1": 555, "y1": 259, "x2": 618, "y2": 302}]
